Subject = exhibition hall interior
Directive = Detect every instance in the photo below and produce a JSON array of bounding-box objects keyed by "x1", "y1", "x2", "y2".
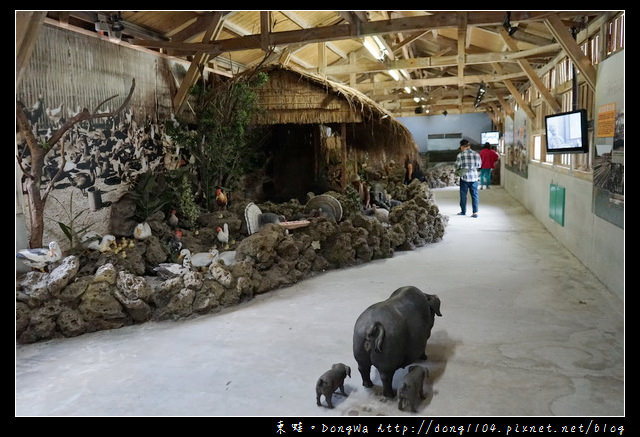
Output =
[{"x1": 15, "y1": 10, "x2": 624, "y2": 423}]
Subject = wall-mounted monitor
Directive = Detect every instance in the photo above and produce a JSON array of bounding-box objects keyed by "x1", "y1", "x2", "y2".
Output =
[
  {"x1": 481, "y1": 131, "x2": 500, "y2": 145},
  {"x1": 544, "y1": 109, "x2": 589, "y2": 154}
]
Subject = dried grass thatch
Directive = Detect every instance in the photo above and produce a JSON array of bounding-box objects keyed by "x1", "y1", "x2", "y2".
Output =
[{"x1": 251, "y1": 63, "x2": 419, "y2": 163}]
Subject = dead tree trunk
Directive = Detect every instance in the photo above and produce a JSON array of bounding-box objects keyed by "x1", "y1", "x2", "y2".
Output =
[{"x1": 16, "y1": 79, "x2": 136, "y2": 249}]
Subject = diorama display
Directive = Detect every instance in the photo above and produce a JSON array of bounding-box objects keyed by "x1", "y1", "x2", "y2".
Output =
[{"x1": 16, "y1": 63, "x2": 448, "y2": 344}]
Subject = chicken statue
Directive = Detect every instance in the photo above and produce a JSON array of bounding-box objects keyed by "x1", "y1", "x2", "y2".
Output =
[
  {"x1": 215, "y1": 188, "x2": 228, "y2": 210},
  {"x1": 168, "y1": 209, "x2": 179, "y2": 228},
  {"x1": 216, "y1": 223, "x2": 230, "y2": 250}
]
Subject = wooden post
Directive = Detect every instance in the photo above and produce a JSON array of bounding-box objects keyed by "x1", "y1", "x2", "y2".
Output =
[{"x1": 341, "y1": 123, "x2": 348, "y2": 190}]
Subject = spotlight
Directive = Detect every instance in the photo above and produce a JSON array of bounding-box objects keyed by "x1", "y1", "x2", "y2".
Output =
[
  {"x1": 474, "y1": 82, "x2": 487, "y2": 108},
  {"x1": 503, "y1": 12, "x2": 518, "y2": 36}
]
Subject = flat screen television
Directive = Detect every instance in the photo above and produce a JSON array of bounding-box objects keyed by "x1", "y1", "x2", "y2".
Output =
[
  {"x1": 481, "y1": 131, "x2": 500, "y2": 145},
  {"x1": 544, "y1": 109, "x2": 589, "y2": 154}
]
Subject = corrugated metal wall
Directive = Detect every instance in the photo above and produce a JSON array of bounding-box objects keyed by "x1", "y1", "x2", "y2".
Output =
[{"x1": 17, "y1": 24, "x2": 175, "y2": 127}]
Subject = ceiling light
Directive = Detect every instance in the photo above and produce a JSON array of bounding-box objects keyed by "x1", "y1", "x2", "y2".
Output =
[
  {"x1": 388, "y1": 69, "x2": 401, "y2": 81},
  {"x1": 372, "y1": 36, "x2": 387, "y2": 52},
  {"x1": 363, "y1": 37, "x2": 385, "y2": 61}
]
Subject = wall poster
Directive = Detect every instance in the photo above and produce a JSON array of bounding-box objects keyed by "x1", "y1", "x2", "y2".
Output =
[
  {"x1": 592, "y1": 50, "x2": 624, "y2": 229},
  {"x1": 505, "y1": 108, "x2": 528, "y2": 178}
]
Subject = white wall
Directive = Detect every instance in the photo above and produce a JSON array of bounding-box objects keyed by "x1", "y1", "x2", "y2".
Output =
[
  {"x1": 398, "y1": 113, "x2": 493, "y2": 153},
  {"x1": 503, "y1": 162, "x2": 624, "y2": 299}
]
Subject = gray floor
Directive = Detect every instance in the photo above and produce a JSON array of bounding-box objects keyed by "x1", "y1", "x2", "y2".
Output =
[{"x1": 15, "y1": 187, "x2": 624, "y2": 417}]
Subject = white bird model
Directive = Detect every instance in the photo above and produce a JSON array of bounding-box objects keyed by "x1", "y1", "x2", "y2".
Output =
[
  {"x1": 133, "y1": 222, "x2": 152, "y2": 240},
  {"x1": 216, "y1": 223, "x2": 229, "y2": 249},
  {"x1": 189, "y1": 248, "x2": 219, "y2": 269},
  {"x1": 81, "y1": 233, "x2": 116, "y2": 252},
  {"x1": 153, "y1": 249, "x2": 192, "y2": 279},
  {"x1": 16, "y1": 241, "x2": 63, "y2": 270}
]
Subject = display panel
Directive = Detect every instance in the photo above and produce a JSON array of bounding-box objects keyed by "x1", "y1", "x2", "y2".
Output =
[
  {"x1": 544, "y1": 109, "x2": 589, "y2": 154},
  {"x1": 481, "y1": 131, "x2": 500, "y2": 145}
]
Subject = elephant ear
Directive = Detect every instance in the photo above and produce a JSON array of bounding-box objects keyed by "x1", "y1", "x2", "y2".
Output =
[{"x1": 427, "y1": 294, "x2": 442, "y2": 317}]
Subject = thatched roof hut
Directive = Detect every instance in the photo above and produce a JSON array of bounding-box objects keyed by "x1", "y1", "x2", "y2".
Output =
[{"x1": 249, "y1": 64, "x2": 419, "y2": 202}]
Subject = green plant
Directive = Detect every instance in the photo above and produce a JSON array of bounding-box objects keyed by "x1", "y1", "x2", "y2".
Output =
[
  {"x1": 166, "y1": 70, "x2": 268, "y2": 211},
  {"x1": 130, "y1": 171, "x2": 171, "y2": 222},
  {"x1": 177, "y1": 173, "x2": 200, "y2": 229},
  {"x1": 49, "y1": 192, "x2": 94, "y2": 252}
]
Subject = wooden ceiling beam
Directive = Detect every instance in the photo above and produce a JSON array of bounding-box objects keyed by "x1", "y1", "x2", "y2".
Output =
[
  {"x1": 319, "y1": 43, "x2": 560, "y2": 75},
  {"x1": 544, "y1": 14, "x2": 597, "y2": 91},
  {"x1": 173, "y1": 11, "x2": 226, "y2": 114},
  {"x1": 500, "y1": 28, "x2": 561, "y2": 113},
  {"x1": 492, "y1": 62, "x2": 536, "y2": 121},
  {"x1": 457, "y1": 12, "x2": 467, "y2": 106},
  {"x1": 129, "y1": 11, "x2": 567, "y2": 55},
  {"x1": 260, "y1": 11, "x2": 271, "y2": 52},
  {"x1": 356, "y1": 70, "x2": 528, "y2": 92},
  {"x1": 169, "y1": 12, "x2": 230, "y2": 42},
  {"x1": 279, "y1": 11, "x2": 347, "y2": 60}
]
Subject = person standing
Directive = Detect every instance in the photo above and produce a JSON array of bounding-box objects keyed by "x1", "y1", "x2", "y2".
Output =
[
  {"x1": 455, "y1": 139, "x2": 482, "y2": 218},
  {"x1": 479, "y1": 142, "x2": 500, "y2": 190}
]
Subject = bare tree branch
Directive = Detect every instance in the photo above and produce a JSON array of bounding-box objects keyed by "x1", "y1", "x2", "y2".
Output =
[{"x1": 15, "y1": 77, "x2": 136, "y2": 249}]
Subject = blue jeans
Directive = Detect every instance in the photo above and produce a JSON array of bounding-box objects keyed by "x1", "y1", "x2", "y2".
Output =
[
  {"x1": 459, "y1": 180, "x2": 479, "y2": 215},
  {"x1": 480, "y1": 168, "x2": 492, "y2": 186}
]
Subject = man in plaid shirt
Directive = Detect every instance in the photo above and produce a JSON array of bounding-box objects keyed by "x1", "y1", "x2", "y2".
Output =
[{"x1": 455, "y1": 139, "x2": 482, "y2": 218}]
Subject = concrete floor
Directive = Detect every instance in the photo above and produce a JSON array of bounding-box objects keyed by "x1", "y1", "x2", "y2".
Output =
[{"x1": 15, "y1": 187, "x2": 624, "y2": 417}]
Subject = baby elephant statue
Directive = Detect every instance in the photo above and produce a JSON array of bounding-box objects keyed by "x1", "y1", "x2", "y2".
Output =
[
  {"x1": 353, "y1": 286, "x2": 441, "y2": 398},
  {"x1": 315, "y1": 363, "x2": 351, "y2": 409},
  {"x1": 398, "y1": 365, "x2": 428, "y2": 412}
]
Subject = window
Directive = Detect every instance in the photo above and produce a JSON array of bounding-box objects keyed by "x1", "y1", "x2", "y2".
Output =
[
  {"x1": 533, "y1": 135, "x2": 542, "y2": 161},
  {"x1": 607, "y1": 13, "x2": 625, "y2": 55}
]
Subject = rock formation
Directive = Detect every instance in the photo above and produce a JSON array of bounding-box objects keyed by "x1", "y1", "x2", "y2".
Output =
[{"x1": 16, "y1": 180, "x2": 447, "y2": 344}]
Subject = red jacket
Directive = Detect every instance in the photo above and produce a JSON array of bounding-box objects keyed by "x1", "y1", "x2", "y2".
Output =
[{"x1": 480, "y1": 148, "x2": 500, "y2": 169}]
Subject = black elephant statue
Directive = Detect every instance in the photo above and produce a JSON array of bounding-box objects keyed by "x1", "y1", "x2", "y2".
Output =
[{"x1": 353, "y1": 286, "x2": 441, "y2": 398}]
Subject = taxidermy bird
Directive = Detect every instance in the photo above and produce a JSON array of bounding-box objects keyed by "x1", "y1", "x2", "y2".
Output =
[
  {"x1": 133, "y1": 222, "x2": 152, "y2": 240},
  {"x1": 81, "y1": 233, "x2": 116, "y2": 252},
  {"x1": 153, "y1": 248, "x2": 192, "y2": 279},
  {"x1": 168, "y1": 209, "x2": 179, "y2": 228},
  {"x1": 216, "y1": 223, "x2": 230, "y2": 249},
  {"x1": 16, "y1": 241, "x2": 63, "y2": 271},
  {"x1": 188, "y1": 248, "x2": 220, "y2": 270},
  {"x1": 215, "y1": 188, "x2": 228, "y2": 210}
]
